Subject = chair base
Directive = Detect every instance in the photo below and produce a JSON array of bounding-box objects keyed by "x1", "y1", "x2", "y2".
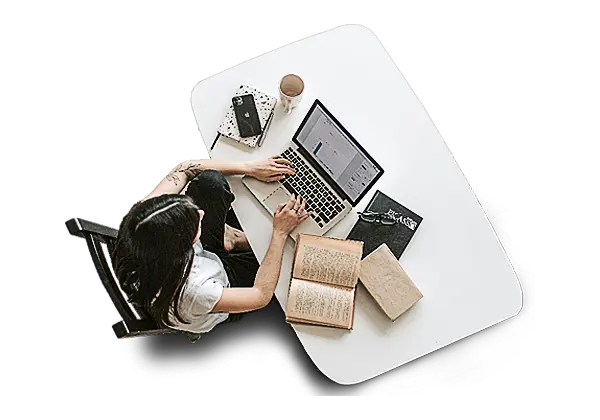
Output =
[
  {"x1": 112, "y1": 320, "x2": 174, "y2": 338},
  {"x1": 113, "y1": 321, "x2": 198, "y2": 342}
]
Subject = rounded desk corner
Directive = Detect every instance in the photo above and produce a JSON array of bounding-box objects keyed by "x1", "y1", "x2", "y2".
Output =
[
  {"x1": 339, "y1": 23, "x2": 377, "y2": 37},
  {"x1": 312, "y1": 362, "x2": 361, "y2": 386},
  {"x1": 342, "y1": 23, "x2": 383, "y2": 46},
  {"x1": 494, "y1": 278, "x2": 524, "y2": 329},
  {"x1": 298, "y1": 340, "x2": 371, "y2": 386},
  {"x1": 511, "y1": 281, "x2": 525, "y2": 318},
  {"x1": 190, "y1": 80, "x2": 204, "y2": 105}
]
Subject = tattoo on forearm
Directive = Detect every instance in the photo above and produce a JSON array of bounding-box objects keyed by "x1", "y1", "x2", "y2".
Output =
[
  {"x1": 166, "y1": 172, "x2": 181, "y2": 186},
  {"x1": 165, "y1": 162, "x2": 203, "y2": 186},
  {"x1": 182, "y1": 163, "x2": 203, "y2": 178}
]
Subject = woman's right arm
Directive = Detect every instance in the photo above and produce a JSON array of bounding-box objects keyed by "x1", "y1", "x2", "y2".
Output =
[{"x1": 211, "y1": 195, "x2": 310, "y2": 313}]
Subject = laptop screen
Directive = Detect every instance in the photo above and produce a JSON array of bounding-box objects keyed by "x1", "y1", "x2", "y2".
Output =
[{"x1": 295, "y1": 102, "x2": 382, "y2": 203}]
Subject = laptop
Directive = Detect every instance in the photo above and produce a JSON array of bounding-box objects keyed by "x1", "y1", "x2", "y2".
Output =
[{"x1": 242, "y1": 99, "x2": 384, "y2": 238}]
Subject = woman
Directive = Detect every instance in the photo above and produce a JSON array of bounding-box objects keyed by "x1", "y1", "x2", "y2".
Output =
[{"x1": 110, "y1": 156, "x2": 311, "y2": 335}]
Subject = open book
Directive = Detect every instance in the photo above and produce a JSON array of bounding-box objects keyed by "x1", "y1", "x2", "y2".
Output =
[{"x1": 285, "y1": 234, "x2": 363, "y2": 329}]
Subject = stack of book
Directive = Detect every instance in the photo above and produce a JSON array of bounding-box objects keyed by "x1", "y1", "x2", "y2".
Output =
[
  {"x1": 285, "y1": 191, "x2": 425, "y2": 329},
  {"x1": 213, "y1": 85, "x2": 277, "y2": 150}
]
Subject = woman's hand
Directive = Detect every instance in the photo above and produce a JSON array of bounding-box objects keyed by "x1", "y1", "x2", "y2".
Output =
[
  {"x1": 214, "y1": 195, "x2": 309, "y2": 314},
  {"x1": 273, "y1": 195, "x2": 311, "y2": 237},
  {"x1": 247, "y1": 156, "x2": 295, "y2": 182}
]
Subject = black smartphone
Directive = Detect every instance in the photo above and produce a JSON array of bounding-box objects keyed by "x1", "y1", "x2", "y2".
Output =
[{"x1": 232, "y1": 94, "x2": 262, "y2": 138}]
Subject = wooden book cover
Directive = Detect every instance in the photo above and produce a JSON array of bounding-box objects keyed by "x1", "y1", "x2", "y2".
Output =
[
  {"x1": 359, "y1": 244, "x2": 423, "y2": 321},
  {"x1": 285, "y1": 234, "x2": 363, "y2": 329}
]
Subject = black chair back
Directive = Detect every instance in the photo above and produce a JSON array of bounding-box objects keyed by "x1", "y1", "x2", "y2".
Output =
[{"x1": 66, "y1": 217, "x2": 177, "y2": 340}]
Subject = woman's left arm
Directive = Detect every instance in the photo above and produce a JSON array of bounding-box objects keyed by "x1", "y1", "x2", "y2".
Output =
[{"x1": 143, "y1": 157, "x2": 294, "y2": 200}]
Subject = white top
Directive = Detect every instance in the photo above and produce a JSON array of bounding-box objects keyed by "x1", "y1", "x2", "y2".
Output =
[
  {"x1": 191, "y1": 24, "x2": 522, "y2": 384},
  {"x1": 168, "y1": 242, "x2": 229, "y2": 334}
]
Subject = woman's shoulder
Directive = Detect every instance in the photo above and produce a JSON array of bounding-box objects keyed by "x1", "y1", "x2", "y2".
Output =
[{"x1": 193, "y1": 241, "x2": 204, "y2": 253}]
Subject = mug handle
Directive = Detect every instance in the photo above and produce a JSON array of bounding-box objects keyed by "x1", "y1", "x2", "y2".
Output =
[{"x1": 284, "y1": 98, "x2": 292, "y2": 114}]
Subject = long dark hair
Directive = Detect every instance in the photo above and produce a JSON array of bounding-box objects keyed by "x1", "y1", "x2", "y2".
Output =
[{"x1": 110, "y1": 194, "x2": 201, "y2": 327}]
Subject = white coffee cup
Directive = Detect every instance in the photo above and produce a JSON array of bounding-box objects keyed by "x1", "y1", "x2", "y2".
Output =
[{"x1": 279, "y1": 74, "x2": 304, "y2": 114}]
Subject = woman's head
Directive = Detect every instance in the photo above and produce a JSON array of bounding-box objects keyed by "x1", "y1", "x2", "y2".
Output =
[{"x1": 110, "y1": 194, "x2": 202, "y2": 327}]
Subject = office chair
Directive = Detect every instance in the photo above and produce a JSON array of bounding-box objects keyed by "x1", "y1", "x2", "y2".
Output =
[{"x1": 65, "y1": 218, "x2": 174, "y2": 339}]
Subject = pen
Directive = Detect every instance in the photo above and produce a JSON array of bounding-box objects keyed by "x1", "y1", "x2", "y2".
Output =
[{"x1": 258, "y1": 112, "x2": 274, "y2": 147}]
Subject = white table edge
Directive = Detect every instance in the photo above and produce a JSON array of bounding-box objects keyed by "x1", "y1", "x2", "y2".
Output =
[{"x1": 190, "y1": 24, "x2": 524, "y2": 386}]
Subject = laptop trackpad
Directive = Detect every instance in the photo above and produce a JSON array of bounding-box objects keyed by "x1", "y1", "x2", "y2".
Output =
[{"x1": 264, "y1": 187, "x2": 291, "y2": 214}]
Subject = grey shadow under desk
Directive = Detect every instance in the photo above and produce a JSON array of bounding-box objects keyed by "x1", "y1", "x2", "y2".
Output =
[{"x1": 121, "y1": 193, "x2": 534, "y2": 399}]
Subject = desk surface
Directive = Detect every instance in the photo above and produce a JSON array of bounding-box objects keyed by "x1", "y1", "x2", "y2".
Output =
[{"x1": 191, "y1": 25, "x2": 522, "y2": 384}]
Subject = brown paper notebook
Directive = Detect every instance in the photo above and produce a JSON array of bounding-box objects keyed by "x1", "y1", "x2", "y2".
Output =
[
  {"x1": 359, "y1": 244, "x2": 423, "y2": 321},
  {"x1": 285, "y1": 234, "x2": 363, "y2": 329}
]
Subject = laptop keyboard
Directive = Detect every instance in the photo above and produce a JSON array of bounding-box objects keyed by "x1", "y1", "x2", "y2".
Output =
[{"x1": 280, "y1": 148, "x2": 344, "y2": 228}]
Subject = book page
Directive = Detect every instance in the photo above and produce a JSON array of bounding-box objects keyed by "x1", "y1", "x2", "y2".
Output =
[
  {"x1": 286, "y1": 279, "x2": 355, "y2": 328},
  {"x1": 292, "y1": 234, "x2": 363, "y2": 287}
]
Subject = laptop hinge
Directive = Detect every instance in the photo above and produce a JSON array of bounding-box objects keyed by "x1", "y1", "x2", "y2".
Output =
[{"x1": 292, "y1": 143, "x2": 351, "y2": 202}]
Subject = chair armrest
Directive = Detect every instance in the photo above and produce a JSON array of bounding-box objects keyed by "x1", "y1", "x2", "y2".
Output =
[{"x1": 66, "y1": 218, "x2": 118, "y2": 241}]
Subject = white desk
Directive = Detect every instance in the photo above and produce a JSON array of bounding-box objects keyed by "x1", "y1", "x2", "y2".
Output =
[{"x1": 191, "y1": 25, "x2": 522, "y2": 384}]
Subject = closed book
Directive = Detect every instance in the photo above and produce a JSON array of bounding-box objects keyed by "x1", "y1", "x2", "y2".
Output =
[
  {"x1": 217, "y1": 85, "x2": 277, "y2": 148},
  {"x1": 347, "y1": 190, "x2": 423, "y2": 259},
  {"x1": 359, "y1": 244, "x2": 423, "y2": 321}
]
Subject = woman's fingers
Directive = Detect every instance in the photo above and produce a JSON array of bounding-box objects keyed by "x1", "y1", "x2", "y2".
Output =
[
  {"x1": 269, "y1": 174, "x2": 286, "y2": 182},
  {"x1": 267, "y1": 172, "x2": 286, "y2": 179},
  {"x1": 273, "y1": 157, "x2": 293, "y2": 167},
  {"x1": 294, "y1": 194, "x2": 301, "y2": 210},
  {"x1": 298, "y1": 198, "x2": 307, "y2": 214},
  {"x1": 275, "y1": 202, "x2": 286, "y2": 214},
  {"x1": 284, "y1": 195, "x2": 296, "y2": 210},
  {"x1": 270, "y1": 161, "x2": 293, "y2": 169},
  {"x1": 270, "y1": 165, "x2": 296, "y2": 174},
  {"x1": 299, "y1": 212, "x2": 312, "y2": 223},
  {"x1": 272, "y1": 164, "x2": 294, "y2": 174}
]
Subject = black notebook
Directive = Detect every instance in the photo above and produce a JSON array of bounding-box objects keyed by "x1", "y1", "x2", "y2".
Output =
[{"x1": 347, "y1": 190, "x2": 423, "y2": 259}]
